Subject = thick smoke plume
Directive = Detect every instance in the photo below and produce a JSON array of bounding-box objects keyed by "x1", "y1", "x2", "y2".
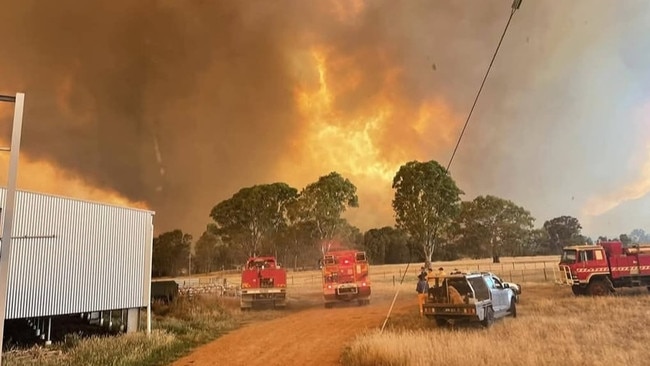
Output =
[{"x1": 2, "y1": 1, "x2": 649, "y2": 238}]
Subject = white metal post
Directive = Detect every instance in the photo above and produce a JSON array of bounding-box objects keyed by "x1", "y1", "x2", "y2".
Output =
[
  {"x1": 0, "y1": 92, "x2": 25, "y2": 366},
  {"x1": 146, "y1": 221, "x2": 153, "y2": 335}
]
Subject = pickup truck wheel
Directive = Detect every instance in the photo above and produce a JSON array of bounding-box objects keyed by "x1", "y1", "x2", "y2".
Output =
[
  {"x1": 509, "y1": 300, "x2": 517, "y2": 318},
  {"x1": 434, "y1": 317, "x2": 447, "y2": 327},
  {"x1": 481, "y1": 306, "x2": 494, "y2": 328},
  {"x1": 587, "y1": 279, "x2": 612, "y2": 296}
]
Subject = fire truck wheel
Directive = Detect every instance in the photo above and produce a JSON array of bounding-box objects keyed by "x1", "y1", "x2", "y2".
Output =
[
  {"x1": 571, "y1": 286, "x2": 587, "y2": 296},
  {"x1": 587, "y1": 279, "x2": 612, "y2": 296},
  {"x1": 509, "y1": 300, "x2": 517, "y2": 318}
]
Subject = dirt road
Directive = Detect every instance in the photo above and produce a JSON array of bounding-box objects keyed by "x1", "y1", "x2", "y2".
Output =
[{"x1": 171, "y1": 288, "x2": 415, "y2": 366}]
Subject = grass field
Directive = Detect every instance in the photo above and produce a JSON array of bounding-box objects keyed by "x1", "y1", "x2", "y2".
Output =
[
  {"x1": 7, "y1": 255, "x2": 646, "y2": 366},
  {"x1": 3, "y1": 295, "x2": 242, "y2": 366},
  {"x1": 340, "y1": 284, "x2": 650, "y2": 366}
]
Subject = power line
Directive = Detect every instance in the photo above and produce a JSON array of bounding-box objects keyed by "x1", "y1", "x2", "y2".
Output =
[
  {"x1": 381, "y1": 0, "x2": 522, "y2": 333},
  {"x1": 446, "y1": 1, "x2": 521, "y2": 171}
]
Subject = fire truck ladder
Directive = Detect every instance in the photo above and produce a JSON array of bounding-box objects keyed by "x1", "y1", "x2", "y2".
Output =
[
  {"x1": 554, "y1": 265, "x2": 573, "y2": 286},
  {"x1": 630, "y1": 247, "x2": 642, "y2": 287}
]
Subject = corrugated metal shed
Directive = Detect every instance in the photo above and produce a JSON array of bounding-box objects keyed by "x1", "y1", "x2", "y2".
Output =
[{"x1": 0, "y1": 189, "x2": 154, "y2": 319}]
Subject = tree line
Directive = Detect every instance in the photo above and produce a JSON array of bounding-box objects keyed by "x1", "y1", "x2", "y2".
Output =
[{"x1": 151, "y1": 160, "x2": 649, "y2": 277}]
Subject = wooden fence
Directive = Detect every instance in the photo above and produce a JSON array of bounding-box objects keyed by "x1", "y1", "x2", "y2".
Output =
[
  {"x1": 284, "y1": 258, "x2": 562, "y2": 286},
  {"x1": 161, "y1": 257, "x2": 563, "y2": 295}
]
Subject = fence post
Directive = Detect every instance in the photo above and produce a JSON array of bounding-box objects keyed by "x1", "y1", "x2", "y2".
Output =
[
  {"x1": 292, "y1": 276, "x2": 294, "y2": 285},
  {"x1": 509, "y1": 270, "x2": 513, "y2": 281},
  {"x1": 552, "y1": 266, "x2": 557, "y2": 283},
  {"x1": 521, "y1": 269, "x2": 525, "y2": 282},
  {"x1": 393, "y1": 275, "x2": 395, "y2": 287},
  {"x1": 543, "y1": 268, "x2": 547, "y2": 281}
]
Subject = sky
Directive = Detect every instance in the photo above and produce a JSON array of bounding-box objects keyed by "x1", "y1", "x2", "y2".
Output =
[{"x1": 0, "y1": 0, "x2": 649, "y2": 241}]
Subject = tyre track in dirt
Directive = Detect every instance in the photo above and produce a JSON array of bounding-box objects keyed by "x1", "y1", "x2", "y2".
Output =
[{"x1": 171, "y1": 291, "x2": 415, "y2": 366}]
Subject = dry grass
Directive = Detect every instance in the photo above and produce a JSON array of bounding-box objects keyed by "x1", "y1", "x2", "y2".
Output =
[
  {"x1": 341, "y1": 284, "x2": 650, "y2": 366},
  {"x1": 2, "y1": 256, "x2": 583, "y2": 366},
  {"x1": 4, "y1": 295, "x2": 237, "y2": 366},
  {"x1": 4, "y1": 330, "x2": 177, "y2": 366}
]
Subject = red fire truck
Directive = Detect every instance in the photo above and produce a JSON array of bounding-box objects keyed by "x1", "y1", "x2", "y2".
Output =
[
  {"x1": 321, "y1": 250, "x2": 371, "y2": 308},
  {"x1": 558, "y1": 240, "x2": 650, "y2": 295},
  {"x1": 240, "y1": 256, "x2": 287, "y2": 310}
]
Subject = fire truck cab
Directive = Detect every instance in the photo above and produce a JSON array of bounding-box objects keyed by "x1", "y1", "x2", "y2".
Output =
[
  {"x1": 558, "y1": 241, "x2": 650, "y2": 296},
  {"x1": 321, "y1": 250, "x2": 371, "y2": 308}
]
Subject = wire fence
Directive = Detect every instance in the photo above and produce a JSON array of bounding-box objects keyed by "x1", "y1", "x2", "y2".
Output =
[{"x1": 159, "y1": 257, "x2": 563, "y2": 297}]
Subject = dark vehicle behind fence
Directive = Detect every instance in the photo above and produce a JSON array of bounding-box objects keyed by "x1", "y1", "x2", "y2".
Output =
[{"x1": 151, "y1": 280, "x2": 179, "y2": 303}]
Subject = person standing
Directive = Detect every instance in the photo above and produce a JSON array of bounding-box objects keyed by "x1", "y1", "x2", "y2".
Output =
[
  {"x1": 419, "y1": 266, "x2": 428, "y2": 279},
  {"x1": 429, "y1": 267, "x2": 446, "y2": 288},
  {"x1": 416, "y1": 273, "x2": 429, "y2": 316}
]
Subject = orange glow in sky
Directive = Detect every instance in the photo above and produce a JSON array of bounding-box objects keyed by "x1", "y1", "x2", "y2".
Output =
[{"x1": 280, "y1": 45, "x2": 461, "y2": 229}]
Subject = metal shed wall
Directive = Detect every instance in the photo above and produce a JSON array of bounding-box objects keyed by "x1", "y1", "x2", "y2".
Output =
[{"x1": 0, "y1": 189, "x2": 154, "y2": 319}]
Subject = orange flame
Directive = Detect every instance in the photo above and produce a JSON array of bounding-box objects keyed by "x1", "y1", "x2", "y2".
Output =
[{"x1": 280, "y1": 44, "x2": 461, "y2": 229}]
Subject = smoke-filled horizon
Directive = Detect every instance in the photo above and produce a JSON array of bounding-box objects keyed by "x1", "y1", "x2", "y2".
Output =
[{"x1": 1, "y1": 0, "x2": 649, "y2": 241}]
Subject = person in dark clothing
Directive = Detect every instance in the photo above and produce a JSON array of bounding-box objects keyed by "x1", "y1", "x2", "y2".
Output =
[
  {"x1": 416, "y1": 273, "x2": 429, "y2": 316},
  {"x1": 419, "y1": 266, "x2": 428, "y2": 279}
]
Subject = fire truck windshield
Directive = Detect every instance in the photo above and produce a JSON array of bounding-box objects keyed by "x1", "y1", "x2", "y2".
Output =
[{"x1": 560, "y1": 249, "x2": 577, "y2": 264}]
